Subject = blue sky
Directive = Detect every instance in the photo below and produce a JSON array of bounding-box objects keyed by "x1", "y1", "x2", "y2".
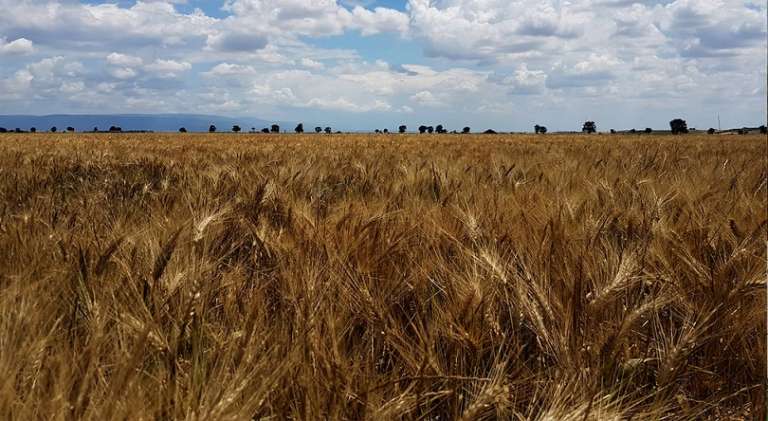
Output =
[{"x1": 0, "y1": 0, "x2": 765, "y2": 131}]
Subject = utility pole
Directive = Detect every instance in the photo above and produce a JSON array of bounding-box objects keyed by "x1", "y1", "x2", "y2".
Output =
[{"x1": 717, "y1": 114, "x2": 721, "y2": 131}]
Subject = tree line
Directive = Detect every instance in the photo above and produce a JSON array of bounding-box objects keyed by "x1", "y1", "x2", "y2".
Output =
[{"x1": 1, "y1": 119, "x2": 766, "y2": 135}]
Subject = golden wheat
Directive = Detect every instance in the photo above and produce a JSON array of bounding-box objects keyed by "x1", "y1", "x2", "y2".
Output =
[{"x1": 0, "y1": 133, "x2": 765, "y2": 419}]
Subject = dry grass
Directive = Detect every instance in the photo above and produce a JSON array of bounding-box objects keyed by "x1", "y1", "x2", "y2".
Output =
[{"x1": 0, "y1": 133, "x2": 765, "y2": 420}]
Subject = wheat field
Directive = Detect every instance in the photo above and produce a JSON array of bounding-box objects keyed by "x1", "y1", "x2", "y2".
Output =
[{"x1": 0, "y1": 133, "x2": 765, "y2": 420}]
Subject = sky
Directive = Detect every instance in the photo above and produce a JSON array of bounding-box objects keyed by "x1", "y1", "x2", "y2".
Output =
[{"x1": 0, "y1": 0, "x2": 765, "y2": 131}]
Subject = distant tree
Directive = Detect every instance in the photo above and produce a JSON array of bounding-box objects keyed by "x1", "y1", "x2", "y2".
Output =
[
  {"x1": 418, "y1": 125, "x2": 427, "y2": 134},
  {"x1": 383, "y1": 129, "x2": 389, "y2": 134},
  {"x1": 179, "y1": 127, "x2": 187, "y2": 133},
  {"x1": 669, "y1": 118, "x2": 688, "y2": 134},
  {"x1": 707, "y1": 128, "x2": 716, "y2": 135},
  {"x1": 435, "y1": 124, "x2": 446, "y2": 134},
  {"x1": 582, "y1": 121, "x2": 596, "y2": 133},
  {"x1": 324, "y1": 127, "x2": 332, "y2": 134},
  {"x1": 315, "y1": 126, "x2": 322, "y2": 133},
  {"x1": 93, "y1": 127, "x2": 99, "y2": 132},
  {"x1": 50, "y1": 126, "x2": 57, "y2": 133},
  {"x1": 294, "y1": 123, "x2": 304, "y2": 133},
  {"x1": 209, "y1": 125, "x2": 217, "y2": 133},
  {"x1": 271, "y1": 124, "x2": 280, "y2": 133},
  {"x1": 335, "y1": 131, "x2": 342, "y2": 134},
  {"x1": 108, "y1": 126, "x2": 122, "y2": 132},
  {"x1": 610, "y1": 129, "x2": 616, "y2": 134},
  {"x1": 398, "y1": 125, "x2": 407, "y2": 133},
  {"x1": 30, "y1": 127, "x2": 36, "y2": 133},
  {"x1": 759, "y1": 125, "x2": 767, "y2": 134},
  {"x1": 66, "y1": 127, "x2": 75, "y2": 133},
  {"x1": 644, "y1": 128, "x2": 652, "y2": 134},
  {"x1": 738, "y1": 128, "x2": 747, "y2": 135},
  {"x1": 375, "y1": 129, "x2": 381, "y2": 133},
  {"x1": 427, "y1": 126, "x2": 434, "y2": 134},
  {"x1": 232, "y1": 125, "x2": 241, "y2": 133},
  {"x1": 0, "y1": 128, "x2": 6, "y2": 133},
  {"x1": 251, "y1": 127, "x2": 256, "y2": 133},
  {"x1": 629, "y1": 128, "x2": 637, "y2": 134},
  {"x1": 261, "y1": 128, "x2": 270, "y2": 133},
  {"x1": 15, "y1": 128, "x2": 21, "y2": 133},
  {"x1": 534, "y1": 124, "x2": 541, "y2": 134},
  {"x1": 484, "y1": 129, "x2": 497, "y2": 134},
  {"x1": 538, "y1": 126, "x2": 547, "y2": 134},
  {"x1": 462, "y1": 127, "x2": 470, "y2": 134}
]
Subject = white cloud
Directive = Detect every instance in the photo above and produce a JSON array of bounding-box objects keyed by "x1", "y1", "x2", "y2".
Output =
[
  {"x1": 110, "y1": 67, "x2": 138, "y2": 80},
  {"x1": 60, "y1": 81, "x2": 85, "y2": 94},
  {"x1": 220, "y1": 0, "x2": 408, "y2": 39},
  {"x1": 0, "y1": 37, "x2": 34, "y2": 55},
  {"x1": 410, "y1": 90, "x2": 440, "y2": 106},
  {"x1": 144, "y1": 59, "x2": 192, "y2": 78},
  {"x1": 204, "y1": 63, "x2": 258, "y2": 77},
  {"x1": 299, "y1": 58, "x2": 324, "y2": 70},
  {"x1": 106, "y1": 53, "x2": 143, "y2": 67}
]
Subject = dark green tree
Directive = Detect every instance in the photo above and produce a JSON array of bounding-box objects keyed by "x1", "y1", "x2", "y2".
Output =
[
  {"x1": 669, "y1": 119, "x2": 688, "y2": 134},
  {"x1": 582, "y1": 121, "x2": 596, "y2": 133}
]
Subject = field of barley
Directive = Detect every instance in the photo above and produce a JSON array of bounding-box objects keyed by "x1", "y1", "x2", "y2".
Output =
[{"x1": 0, "y1": 133, "x2": 765, "y2": 420}]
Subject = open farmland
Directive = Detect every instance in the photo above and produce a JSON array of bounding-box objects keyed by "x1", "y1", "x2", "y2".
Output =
[{"x1": 0, "y1": 133, "x2": 765, "y2": 419}]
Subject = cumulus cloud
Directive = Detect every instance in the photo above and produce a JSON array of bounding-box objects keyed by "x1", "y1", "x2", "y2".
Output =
[
  {"x1": 410, "y1": 90, "x2": 440, "y2": 106},
  {"x1": 106, "y1": 53, "x2": 143, "y2": 67},
  {"x1": 220, "y1": 0, "x2": 408, "y2": 38},
  {"x1": 205, "y1": 30, "x2": 268, "y2": 52},
  {"x1": 144, "y1": 59, "x2": 192, "y2": 77},
  {"x1": 0, "y1": 37, "x2": 34, "y2": 55}
]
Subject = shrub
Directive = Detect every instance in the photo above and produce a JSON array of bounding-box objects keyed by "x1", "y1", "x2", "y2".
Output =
[
  {"x1": 295, "y1": 124, "x2": 304, "y2": 134},
  {"x1": 462, "y1": 127, "x2": 470, "y2": 134},
  {"x1": 315, "y1": 127, "x2": 322, "y2": 133},
  {"x1": 209, "y1": 125, "x2": 217, "y2": 133},
  {"x1": 271, "y1": 124, "x2": 280, "y2": 133},
  {"x1": 232, "y1": 125, "x2": 242, "y2": 133},
  {"x1": 179, "y1": 128, "x2": 187, "y2": 133},
  {"x1": 399, "y1": 125, "x2": 407, "y2": 134}
]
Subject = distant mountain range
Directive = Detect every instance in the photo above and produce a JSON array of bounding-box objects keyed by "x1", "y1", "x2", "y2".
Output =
[{"x1": 0, "y1": 114, "x2": 291, "y2": 133}]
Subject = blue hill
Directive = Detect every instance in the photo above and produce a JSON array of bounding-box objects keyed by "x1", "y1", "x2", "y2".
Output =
[{"x1": 0, "y1": 114, "x2": 290, "y2": 133}]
